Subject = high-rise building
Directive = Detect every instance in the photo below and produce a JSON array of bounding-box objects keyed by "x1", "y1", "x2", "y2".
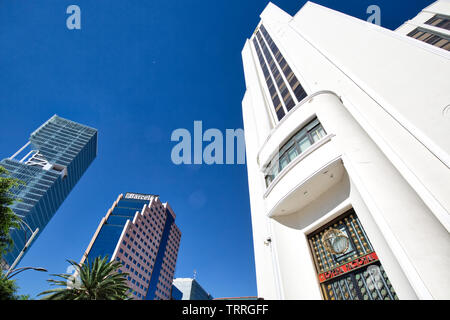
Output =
[
  {"x1": 397, "y1": 1, "x2": 450, "y2": 51},
  {"x1": 172, "y1": 278, "x2": 213, "y2": 300},
  {"x1": 1, "y1": 115, "x2": 97, "y2": 268},
  {"x1": 81, "y1": 192, "x2": 181, "y2": 300},
  {"x1": 241, "y1": 1, "x2": 450, "y2": 300}
]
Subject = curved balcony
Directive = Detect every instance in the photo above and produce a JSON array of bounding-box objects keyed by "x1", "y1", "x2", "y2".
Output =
[
  {"x1": 257, "y1": 91, "x2": 345, "y2": 217},
  {"x1": 257, "y1": 90, "x2": 341, "y2": 168}
]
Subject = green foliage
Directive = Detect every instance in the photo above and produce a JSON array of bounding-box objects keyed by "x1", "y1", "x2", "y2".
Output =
[
  {"x1": 0, "y1": 270, "x2": 33, "y2": 300},
  {"x1": 39, "y1": 256, "x2": 131, "y2": 300},
  {"x1": 0, "y1": 272, "x2": 18, "y2": 300},
  {"x1": 0, "y1": 165, "x2": 22, "y2": 257}
]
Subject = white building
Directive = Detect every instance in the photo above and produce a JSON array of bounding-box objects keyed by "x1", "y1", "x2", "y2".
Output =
[
  {"x1": 396, "y1": 1, "x2": 450, "y2": 50},
  {"x1": 241, "y1": 1, "x2": 450, "y2": 300}
]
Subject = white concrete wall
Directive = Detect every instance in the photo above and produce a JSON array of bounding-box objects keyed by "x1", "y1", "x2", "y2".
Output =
[
  {"x1": 241, "y1": 1, "x2": 450, "y2": 300},
  {"x1": 242, "y1": 88, "x2": 279, "y2": 299}
]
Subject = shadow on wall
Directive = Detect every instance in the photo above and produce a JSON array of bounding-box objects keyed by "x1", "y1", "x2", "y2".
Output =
[{"x1": 274, "y1": 171, "x2": 350, "y2": 230}]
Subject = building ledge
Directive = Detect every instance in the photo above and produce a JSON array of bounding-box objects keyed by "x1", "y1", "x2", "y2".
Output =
[{"x1": 263, "y1": 133, "x2": 335, "y2": 198}]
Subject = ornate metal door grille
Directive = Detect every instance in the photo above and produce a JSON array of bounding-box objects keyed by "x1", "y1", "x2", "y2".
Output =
[{"x1": 308, "y1": 209, "x2": 399, "y2": 300}]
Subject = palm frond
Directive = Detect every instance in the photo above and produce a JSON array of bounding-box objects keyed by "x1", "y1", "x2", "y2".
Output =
[{"x1": 38, "y1": 255, "x2": 130, "y2": 300}]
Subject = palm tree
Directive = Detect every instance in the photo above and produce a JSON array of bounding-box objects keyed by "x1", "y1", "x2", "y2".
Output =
[{"x1": 39, "y1": 256, "x2": 130, "y2": 300}]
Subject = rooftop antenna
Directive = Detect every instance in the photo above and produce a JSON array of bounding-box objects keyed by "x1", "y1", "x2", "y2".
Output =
[{"x1": 193, "y1": 269, "x2": 197, "y2": 280}]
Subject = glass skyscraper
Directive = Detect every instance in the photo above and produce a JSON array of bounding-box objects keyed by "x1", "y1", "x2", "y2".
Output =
[
  {"x1": 81, "y1": 192, "x2": 181, "y2": 300},
  {"x1": 172, "y1": 278, "x2": 213, "y2": 300},
  {"x1": 1, "y1": 115, "x2": 97, "y2": 268}
]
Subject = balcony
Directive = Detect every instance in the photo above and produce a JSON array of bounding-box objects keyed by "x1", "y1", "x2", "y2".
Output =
[{"x1": 257, "y1": 91, "x2": 345, "y2": 217}]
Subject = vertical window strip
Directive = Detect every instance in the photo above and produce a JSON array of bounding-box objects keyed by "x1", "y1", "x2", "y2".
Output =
[
  {"x1": 252, "y1": 36, "x2": 285, "y2": 120},
  {"x1": 255, "y1": 33, "x2": 287, "y2": 118},
  {"x1": 260, "y1": 25, "x2": 307, "y2": 104},
  {"x1": 257, "y1": 27, "x2": 297, "y2": 112}
]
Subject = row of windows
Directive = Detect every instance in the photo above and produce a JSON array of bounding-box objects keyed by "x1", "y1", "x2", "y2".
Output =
[
  {"x1": 407, "y1": 27, "x2": 450, "y2": 51},
  {"x1": 264, "y1": 117, "x2": 327, "y2": 187},
  {"x1": 34, "y1": 131, "x2": 87, "y2": 156},
  {"x1": 259, "y1": 25, "x2": 307, "y2": 104},
  {"x1": 117, "y1": 236, "x2": 153, "y2": 298},
  {"x1": 149, "y1": 204, "x2": 166, "y2": 231},
  {"x1": 32, "y1": 135, "x2": 82, "y2": 157},
  {"x1": 115, "y1": 200, "x2": 180, "y2": 300},
  {"x1": 34, "y1": 129, "x2": 89, "y2": 150},
  {"x1": 127, "y1": 288, "x2": 143, "y2": 299},
  {"x1": 134, "y1": 216, "x2": 162, "y2": 241},
  {"x1": 121, "y1": 246, "x2": 154, "y2": 273},
  {"x1": 119, "y1": 203, "x2": 179, "y2": 300},
  {"x1": 120, "y1": 244, "x2": 155, "y2": 268},
  {"x1": 34, "y1": 127, "x2": 89, "y2": 148},
  {"x1": 164, "y1": 242, "x2": 179, "y2": 273},
  {"x1": 170, "y1": 224, "x2": 181, "y2": 242},
  {"x1": 257, "y1": 31, "x2": 296, "y2": 118},
  {"x1": 252, "y1": 24, "x2": 307, "y2": 121},
  {"x1": 155, "y1": 287, "x2": 170, "y2": 300},
  {"x1": 160, "y1": 255, "x2": 176, "y2": 279},
  {"x1": 425, "y1": 14, "x2": 450, "y2": 31},
  {"x1": 157, "y1": 269, "x2": 173, "y2": 299},
  {"x1": 46, "y1": 119, "x2": 96, "y2": 139},
  {"x1": 116, "y1": 206, "x2": 166, "y2": 299},
  {"x1": 165, "y1": 231, "x2": 180, "y2": 271},
  {"x1": 125, "y1": 275, "x2": 147, "y2": 297},
  {"x1": 117, "y1": 258, "x2": 149, "y2": 294},
  {"x1": 123, "y1": 235, "x2": 157, "y2": 264},
  {"x1": 157, "y1": 276, "x2": 172, "y2": 295},
  {"x1": 253, "y1": 37, "x2": 285, "y2": 120}
]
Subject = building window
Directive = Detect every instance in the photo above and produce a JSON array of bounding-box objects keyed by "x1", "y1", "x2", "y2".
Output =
[
  {"x1": 407, "y1": 27, "x2": 450, "y2": 51},
  {"x1": 424, "y1": 14, "x2": 450, "y2": 31},
  {"x1": 251, "y1": 24, "x2": 307, "y2": 122},
  {"x1": 264, "y1": 117, "x2": 326, "y2": 187},
  {"x1": 259, "y1": 25, "x2": 307, "y2": 104}
]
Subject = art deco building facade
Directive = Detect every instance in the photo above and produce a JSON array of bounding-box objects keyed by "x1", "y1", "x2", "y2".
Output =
[
  {"x1": 81, "y1": 193, "x2": 181, "y2": 300},
  {"x1": 241, "y1": 1, "x2": 450, "y2": 300},
  {"x1": 1, "y1": 115, "x2": 97, "y2": 268}
]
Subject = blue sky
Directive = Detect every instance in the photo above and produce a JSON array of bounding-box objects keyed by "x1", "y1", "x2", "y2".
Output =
[{"x1": 0, "y1": 0, "x2": 432, "y2": 299}]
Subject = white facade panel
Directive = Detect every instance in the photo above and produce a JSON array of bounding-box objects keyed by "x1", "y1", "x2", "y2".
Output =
[{"x1": 242, "y1": 1, "x2": 450, "y2": 300}]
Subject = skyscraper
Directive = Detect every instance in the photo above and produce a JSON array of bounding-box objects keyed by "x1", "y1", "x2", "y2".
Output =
[
  {"x1": 241, "y1": 2, "x2": 450, "y2": 300},
  {"x1": 81, "y1": 192, "x2": 181, "y2": 300},
  {"x1": 1, "y1": 115, "x2": 98, "y2": 268},
  {"x1": 172, "y1": 278, "x2": 213, "y2": 300}
]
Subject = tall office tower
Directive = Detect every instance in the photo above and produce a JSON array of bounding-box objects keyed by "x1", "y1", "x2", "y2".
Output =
[
  {"x1": 241, "y1": 1, "x2": 450, "y2": 300},
  {"x1": 81, "y1": 193, "x2": 181, "y2": 300},
  {"x1": 397, "y1": 1, "x2": 450, "y2": 51},
  {"x1": 172, "y1": 278, "x2": 213, "y2": 300},
  {"x1": 1, "y1": 115, "x2": 97, "y2": 268}
]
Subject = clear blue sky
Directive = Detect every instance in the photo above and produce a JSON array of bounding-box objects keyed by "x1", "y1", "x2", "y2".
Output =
[{"x1": 0, "y1": 0, "x2": 432, "y2": 299}]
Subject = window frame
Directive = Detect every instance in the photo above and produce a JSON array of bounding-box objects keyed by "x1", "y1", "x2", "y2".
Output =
[{"x1": 263, "y1": 117, "x2": 327, "y2": 187}]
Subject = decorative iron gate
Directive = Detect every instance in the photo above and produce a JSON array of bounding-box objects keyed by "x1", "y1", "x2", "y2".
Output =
[{"x1": 308, "y1": 209, "x2": 399, "y2": 300}]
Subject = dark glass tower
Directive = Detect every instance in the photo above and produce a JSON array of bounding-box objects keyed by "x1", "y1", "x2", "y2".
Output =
[{"x1": 1, "y1": 115, "x2": 97, "y2": 268}]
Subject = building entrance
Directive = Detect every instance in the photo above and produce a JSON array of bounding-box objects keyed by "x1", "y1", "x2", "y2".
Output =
[{"x1": 307, "y1": 209, "x2": 398, "y2": 300}]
